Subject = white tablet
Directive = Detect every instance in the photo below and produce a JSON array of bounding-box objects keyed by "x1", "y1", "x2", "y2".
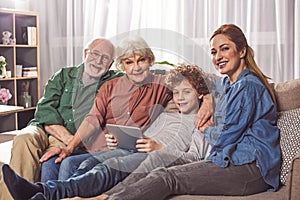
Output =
[{"x1": 106, "y1": 124, "x2": 143, "y2": 150}]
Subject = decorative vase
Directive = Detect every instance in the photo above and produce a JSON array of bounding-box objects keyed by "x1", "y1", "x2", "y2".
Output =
[
  {"x1": 20, "y1": 92, "x2": 32, "y2": 108},
  {"x1": 0, "y1": 101, "x2": 7, "y2": 105},
  {"x1": 0, "y1": 55, "x2": 7, "y2": 78},
  {"x1": 0, "y1": 65, "x2": 6, "y2": 78}
]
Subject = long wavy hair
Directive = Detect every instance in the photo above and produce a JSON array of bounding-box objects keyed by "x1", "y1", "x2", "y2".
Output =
[{"x1": 209, "y1": 24, "x2": 277, "y2": 107}]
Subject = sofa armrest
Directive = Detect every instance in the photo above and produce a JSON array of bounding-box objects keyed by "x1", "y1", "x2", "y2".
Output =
[{"x1": 286, "y1": 151, "x2": 300, "y2": 200}]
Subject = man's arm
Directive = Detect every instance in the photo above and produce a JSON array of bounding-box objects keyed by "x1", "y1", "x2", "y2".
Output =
[
  {"x1": 39, "y1": 125, "x2": 73, "y2": 162},
  {"x1": 44, "y1": 124, "x2": 73, "y2": 145},
  {"x1": 34, "y1": 69, "x2": 67, "y2": 126},
  {"x1": 55, "y1": 79, "x2": 112, "y2": 163}
]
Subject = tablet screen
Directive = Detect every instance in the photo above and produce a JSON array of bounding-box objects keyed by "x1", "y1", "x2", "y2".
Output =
[{"x1": 106, "y1": 124, "x2": 143, "y2": 150}]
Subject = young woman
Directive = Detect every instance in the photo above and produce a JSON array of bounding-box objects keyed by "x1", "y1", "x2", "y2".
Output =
[{"x1": 100, "y1": 24, "x2": 281, "y2": 199}]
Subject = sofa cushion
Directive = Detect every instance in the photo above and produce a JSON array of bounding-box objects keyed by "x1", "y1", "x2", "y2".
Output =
[
  {"x1": 277, "y1": 107, "x2": 300, "y2": 185},
  {"x1": 274, "y1": 78, "x2": 300, "y2": 111},
  {"x1": 170, "y1": 186, "x2": 286, "y2": 199},
  {"x1": 286, "y1": 151, "x2": 300, "y2": 200}
]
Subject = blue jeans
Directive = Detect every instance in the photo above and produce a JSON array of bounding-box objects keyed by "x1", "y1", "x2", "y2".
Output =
[
  {"x1": 41, "y1": 149, "x2": 148, "y2": 199},
  {"x1": 41, "y1": 150, "x2": 103, "y2": 182}
]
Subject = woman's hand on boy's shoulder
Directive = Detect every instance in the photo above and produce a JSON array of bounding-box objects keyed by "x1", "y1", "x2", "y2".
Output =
[
  {"x1": 194, "y1": 94, "x2": 213, "y2": 129},
  {"x1": 199, "y1": 117, "x2": 214, "y2": 133}
]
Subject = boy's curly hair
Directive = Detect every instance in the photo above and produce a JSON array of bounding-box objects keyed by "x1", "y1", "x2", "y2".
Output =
[{"x1": 165, "y1": 64, "x2": 211, "y2": 96}]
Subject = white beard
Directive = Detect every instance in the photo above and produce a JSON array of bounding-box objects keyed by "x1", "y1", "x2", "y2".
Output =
[{"x1": 84, "y1": 60, "x2": 108, "y2": 78}]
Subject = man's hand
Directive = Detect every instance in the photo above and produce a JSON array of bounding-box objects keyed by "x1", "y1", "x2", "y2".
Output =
[
  {"x1": 195, "y1": 94, "x2": 213, "y2": 129},
  {"x1": 105, "y1": 133, "x2": 118, "y2": 150},
  {"x1": 39, "y1": 147, "x2": 62, "y2": 163},
  {"x1": 136, "y1": 137, "x2": 163, "y2": 152}
]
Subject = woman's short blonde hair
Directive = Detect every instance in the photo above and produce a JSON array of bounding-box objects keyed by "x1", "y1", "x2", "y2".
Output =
[{"x1": 115, "y1": 36, "x2": 155, "y2": 70}]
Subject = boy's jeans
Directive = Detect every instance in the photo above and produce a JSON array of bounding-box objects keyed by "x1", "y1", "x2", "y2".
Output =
[{"x1": 42, "y1": 149, "x2": 148, "y2": 199}]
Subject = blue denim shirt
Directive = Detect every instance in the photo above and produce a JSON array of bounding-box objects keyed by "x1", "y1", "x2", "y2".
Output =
[{"x1": 204, "y1": 69, "x2": 281, "y2": 191}]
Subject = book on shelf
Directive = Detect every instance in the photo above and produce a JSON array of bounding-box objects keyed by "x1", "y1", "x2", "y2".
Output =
[
  {"x1": 22, "y1": 26, "x2": 37, "y2": 45},
  {"x1": 23, "y1": 66, "x2": 37, "y2": 71},
  {"x1": 22, "y1": 71, "x2": 38, "y2": 77},
  {"x1": 22, "y1": 66, "x2": 37, "y2": 77}
]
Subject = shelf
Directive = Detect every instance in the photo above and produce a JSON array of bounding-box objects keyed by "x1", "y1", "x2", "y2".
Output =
[
  {"x1": 0, "y1": 78, "x2": 14, "y2": 81},
  {"x1": 0, "y1": 9, "x2": 40, "y2": 132},
  {"x1": 0, "y1": 44, "x2": 14, "y2": 47},
  {"x1": 0, "y1": 76, "x2": 38, "y2": 81},
  {"x1": 0, "y1": 105, "x2": 24, "y2": 115},
  {"x1": 22, "y1": 106, "x2": 36, "y2": 111},
  {"x1": 0, "y1": 44, "x2": 37, "y2": 48}
]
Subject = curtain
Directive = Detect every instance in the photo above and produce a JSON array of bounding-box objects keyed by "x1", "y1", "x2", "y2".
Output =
[{"x1": 5, "y1": 0, "x2": 299, "y2": 90}]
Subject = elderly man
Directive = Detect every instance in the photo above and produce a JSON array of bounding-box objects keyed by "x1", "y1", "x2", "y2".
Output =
[{"x1": 0, "y1": 38, "x2": 122, "y2": 200}]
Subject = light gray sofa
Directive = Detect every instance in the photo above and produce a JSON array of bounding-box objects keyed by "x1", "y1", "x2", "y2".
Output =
[
  {"x1": 0, "y1": 79, "x2": 299, "y2": 200},
  {"x1": 171, "y1": 78, "x2": 300, "y2": 200}
]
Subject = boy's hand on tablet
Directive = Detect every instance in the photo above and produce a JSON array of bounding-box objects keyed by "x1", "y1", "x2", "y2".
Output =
[{"x1": 136, "y1": 137, "x2": 163, "y2": 152}]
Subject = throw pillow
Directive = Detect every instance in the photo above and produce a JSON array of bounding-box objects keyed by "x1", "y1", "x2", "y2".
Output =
[{"x1": 277, "y1": 107, "x2": 300, "y2": 185}]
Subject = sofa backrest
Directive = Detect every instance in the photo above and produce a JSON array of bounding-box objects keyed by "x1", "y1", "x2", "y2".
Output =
[{"x1": 273, "y1": 78, "x2": 300, "y2": 112}]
